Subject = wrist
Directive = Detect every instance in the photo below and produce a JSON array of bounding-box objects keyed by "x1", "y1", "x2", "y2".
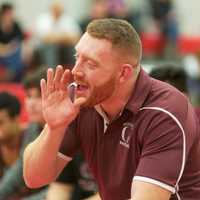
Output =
[{"x1": 45, "y1": 123, "x2": 68, "y2": 134}]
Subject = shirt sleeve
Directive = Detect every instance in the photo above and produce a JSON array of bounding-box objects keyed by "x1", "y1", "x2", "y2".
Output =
[
  {"x1": 56, "y1": 159, "x2": 76, "y2": 184},
  {"x1": 59, "y1": 119, "x2": 81, "y2": 158},
  {"x1": 134, "y1": 109, "x2": 185, "y2": 193}
]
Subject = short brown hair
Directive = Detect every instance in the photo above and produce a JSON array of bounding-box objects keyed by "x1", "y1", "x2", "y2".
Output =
[{"x1": 86, "y1": 18, "x2": 142, "y2": 63}]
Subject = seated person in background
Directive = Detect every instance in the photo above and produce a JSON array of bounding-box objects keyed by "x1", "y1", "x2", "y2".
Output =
[
  {"x1": 148, "y1": 0, "x2": 178, "y2": 59},
  {"x1": 0, "y1": 68, "x2": 48, "y2": 200},
  {"x1": 149, "y1": 63, "x2": 200, "y2": 122},
  {"x1": 34, "y1": 0, "x2": 81, "y2": 68},
  {"x1": 46, "y1": 154, "x2": 100, "y2": 200},
  {"x1": 80, "y1": 0, "x2": 109, "y2": 33},
  {"x1": 0, "y1": 92, "x2": 26, "y2": 198},
  {"x1": 149, "y1": 63, "x2": 188, "y2": 94},
  {"x1": 0, "y1": 3, "x2": 25, "y2": 82}
]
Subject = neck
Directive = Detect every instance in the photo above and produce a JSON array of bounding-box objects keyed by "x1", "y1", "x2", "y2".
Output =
[{"x1": 100, "y1": 76, "x2": 137, "y2": 121}]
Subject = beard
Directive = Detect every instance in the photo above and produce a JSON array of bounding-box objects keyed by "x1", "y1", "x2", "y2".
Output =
[{"x1": 77, "y1": 74, "x2": 117, "y2": 107}]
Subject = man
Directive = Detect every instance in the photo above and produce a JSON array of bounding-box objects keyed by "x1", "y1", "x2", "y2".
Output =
[{"x1": 23, "y1": 18, "x2": 200, "y2": 200}]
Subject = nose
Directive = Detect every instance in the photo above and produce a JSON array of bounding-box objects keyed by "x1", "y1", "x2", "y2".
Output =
[{"x1": 72, "y1": 61, "x2": 84, "y2": 78}]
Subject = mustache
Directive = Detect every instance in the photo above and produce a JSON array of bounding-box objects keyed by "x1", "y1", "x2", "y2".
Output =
[{"x1": 73, "y1": 77, "x2": 88, "y2": 85}]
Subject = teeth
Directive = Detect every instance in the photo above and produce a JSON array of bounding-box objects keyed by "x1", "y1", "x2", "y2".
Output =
[{"x1": 69, "y1": 82, "x2": 77, "y2": 88}]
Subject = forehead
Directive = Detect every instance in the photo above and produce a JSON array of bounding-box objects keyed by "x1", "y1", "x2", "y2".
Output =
[{"x1": 75, "y1": 32, "x2": 114, "y2": 59}]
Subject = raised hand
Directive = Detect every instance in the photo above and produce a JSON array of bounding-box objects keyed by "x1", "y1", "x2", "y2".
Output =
[{"x1": 40, "y1": 65, "x2": 86, "y2": 130}]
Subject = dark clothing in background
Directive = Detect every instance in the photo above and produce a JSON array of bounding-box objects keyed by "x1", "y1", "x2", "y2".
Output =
[
  {"x1": 0, "y1": 22, "x2": 24, "y2": 44},
  {"x1": 57, "y1": 154, "x2": 98, "y2": 200},
  {"x1": 0, "y1": 123, "x2": 47, "y2": 200}
]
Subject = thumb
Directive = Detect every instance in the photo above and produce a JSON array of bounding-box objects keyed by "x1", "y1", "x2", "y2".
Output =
[{"x1": 74, "y1": 97, "x2": 87, "y2": 108}]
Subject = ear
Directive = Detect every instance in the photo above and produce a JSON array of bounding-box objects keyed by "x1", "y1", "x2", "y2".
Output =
[{"x1": 119, "y1": 64, "x2": 134, "y2": 83}]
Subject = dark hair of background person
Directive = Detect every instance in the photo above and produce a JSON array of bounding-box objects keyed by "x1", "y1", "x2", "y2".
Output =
[
  {"x1": 0, "y1": 91, "x2": 21, "y2": 117},
  {"x1": 149, "y1": 63, "x2": 188, "y2": 93}
]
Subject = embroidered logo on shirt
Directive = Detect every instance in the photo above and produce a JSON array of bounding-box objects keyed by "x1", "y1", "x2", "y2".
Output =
[{"x1": 120, "y1": 122, "x2": 134, "y2": 148}]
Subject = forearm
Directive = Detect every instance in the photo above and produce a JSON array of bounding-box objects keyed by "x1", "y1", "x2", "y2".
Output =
[{"x1": 23, "y1": 124, "x2": 69, "y2": 188}]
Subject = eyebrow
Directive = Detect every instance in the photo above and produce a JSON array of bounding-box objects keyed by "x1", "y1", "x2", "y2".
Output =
[{"x1": 75, "y1": 50, "x2": 99, "y2": 66}]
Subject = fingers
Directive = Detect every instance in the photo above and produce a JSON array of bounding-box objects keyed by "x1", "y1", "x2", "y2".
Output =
[
  {"x1": 54, "y1": 65, "x2": 64, "y2": 90},
  {"x1": 60, "y1": 69, "x2": 71, "y2": 91},
  {"x1": 45, "y1": 65, "x2": 72, "y2": 93},
  {"x1": 40, "y1": 78, "x2": 47, "y2": 99},
  {"x1": 47, "y1": 68, "x2": 54, "y2": 94}
]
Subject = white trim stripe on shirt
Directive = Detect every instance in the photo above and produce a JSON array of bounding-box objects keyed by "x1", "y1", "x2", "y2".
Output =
[
  {"x1": 133, "y1": 176, "x2": 175, "y2": 193},
  {"x1": 58, "y1": 152, "x2": 72, "y2": 162},
  {"x1": 139, "y1": 106, "x2": 186, "y2": 200}
]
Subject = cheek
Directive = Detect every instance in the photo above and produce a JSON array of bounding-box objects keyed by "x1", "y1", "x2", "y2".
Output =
[{"x1": 0, "y1": 124, "x2": 8, "y2": 137}]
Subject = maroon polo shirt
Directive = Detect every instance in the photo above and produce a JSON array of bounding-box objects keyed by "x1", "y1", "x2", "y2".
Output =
[{"x1": 60, "y1": 69, "x2": 200, "y2": 200}]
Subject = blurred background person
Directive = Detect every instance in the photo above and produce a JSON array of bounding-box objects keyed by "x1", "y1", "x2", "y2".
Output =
[
  {"x1": 0, "y1": 91, "x2": 27, "y2": 199},
  {"x1": 106, "y1": 0, "x2": 141, "y2": 34},
  {"x1": 148, "y1": 0, "x2": 178, "y2": 59},
  {"x1": 80, "y1": 0, "x2": 141, "y2": 34},
  {"x1": 149, "y1": 63, "x2": 188, "y2": 93},
  {"x1": 183, "y1": 49, "x2": 200, "y2": 106},
  {"x1": 149, "y1": 63, "x2": 200, "y2": 122},
  {"x1": 80, "y1": 0, "x2": 109, "y2": 32},
  {"x1": 0, "y1": 3, "x2": 26, "y2": 82},
  {"x1": 34, "y1": 0, "x2": 81, "y2": 69},
  {"x1": 0, "y1": 68, "x2": 47, "y2": 200}
]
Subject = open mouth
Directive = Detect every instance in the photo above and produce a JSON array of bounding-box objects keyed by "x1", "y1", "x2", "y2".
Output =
[
  {"x1": 69, "y1": 82, "x2": 89, "y2": 96},
  {"x1": 76, "y1": 83, "x2": 89, "y2": 94}
]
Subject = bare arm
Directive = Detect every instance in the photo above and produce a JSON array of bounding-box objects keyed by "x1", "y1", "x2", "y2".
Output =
[
  {"x1": 23, "y1": 66, "x2": 86, "y2": 188},
  {"x1": 23, "y1": 124, "x2": 70, "y2": 188},
  {"x1": 131, "y1": 180, "x2": 172, "y2": 200}
]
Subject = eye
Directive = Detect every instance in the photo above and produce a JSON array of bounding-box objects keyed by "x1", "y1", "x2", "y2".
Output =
[{"x1": 87, "y1": 60, "x2": 97, "y2": 69}]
